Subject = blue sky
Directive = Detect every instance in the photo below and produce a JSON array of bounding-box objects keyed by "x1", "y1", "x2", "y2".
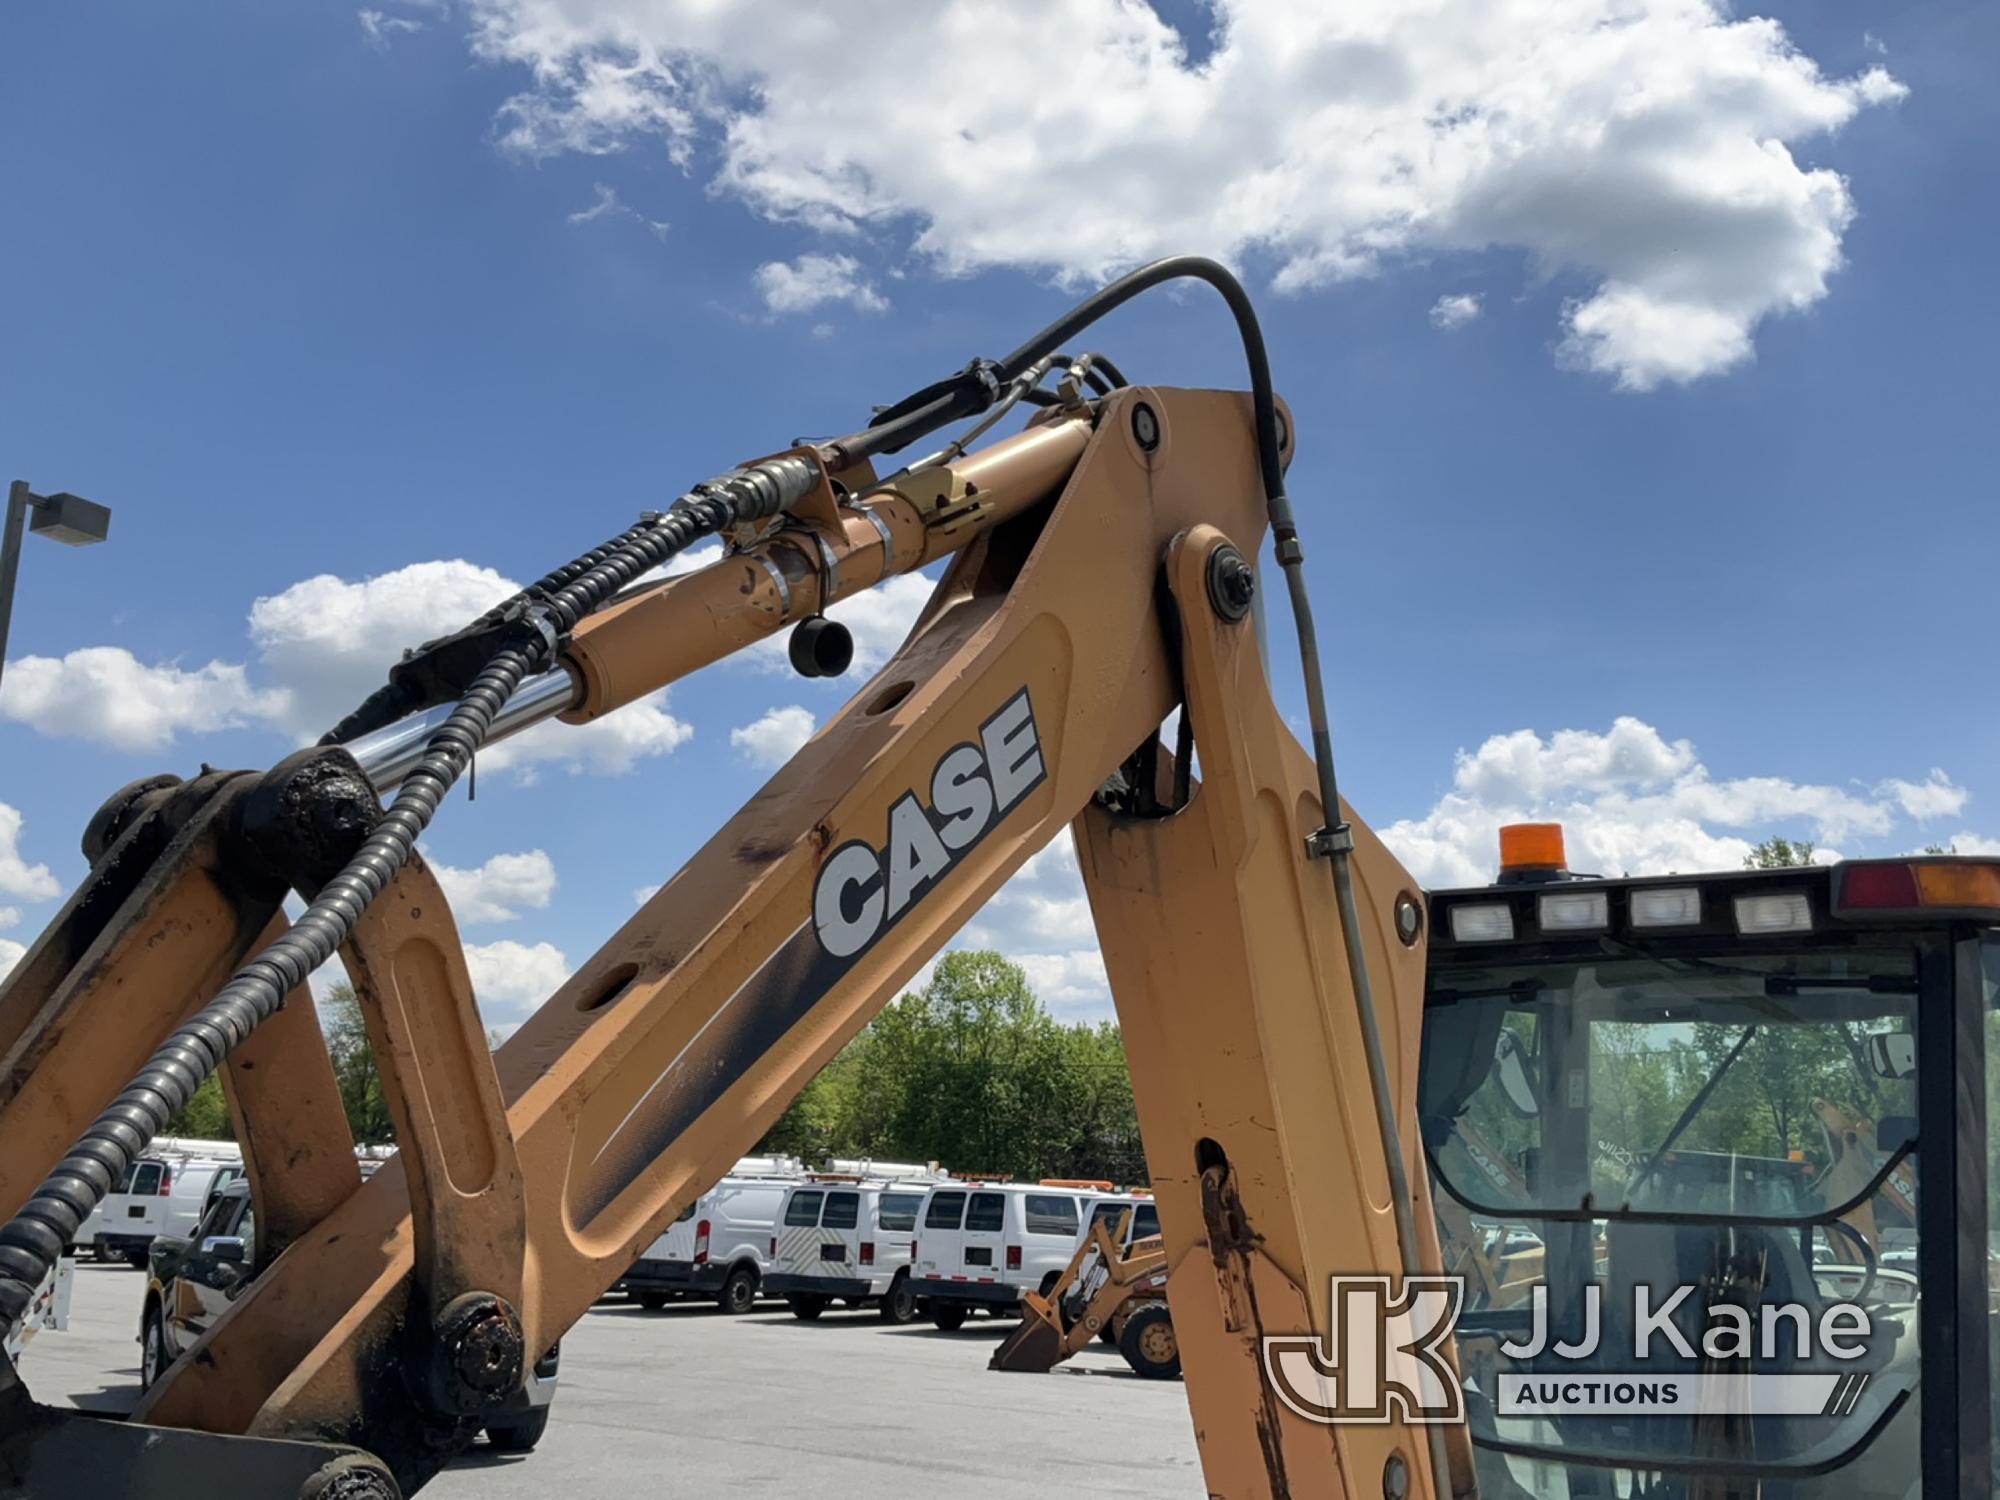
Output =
[{"x1": 2, "y1": 0, "x2": 1994, "y2": 1026}]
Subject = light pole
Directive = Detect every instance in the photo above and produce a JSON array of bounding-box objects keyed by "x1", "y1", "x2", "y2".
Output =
[{"x1": 0, "y1": 481, "x2": 112, "y2": 695}]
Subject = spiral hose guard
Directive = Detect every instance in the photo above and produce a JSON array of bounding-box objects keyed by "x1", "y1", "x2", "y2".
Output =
[{"x1": 0, "y1": 457, "x2": 816, "y2": 1323}]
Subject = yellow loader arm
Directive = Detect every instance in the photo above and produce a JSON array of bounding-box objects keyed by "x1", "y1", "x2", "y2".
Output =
[
  {"x1": 991, "y1": 1208, "x2": 1170, "y2": 1374},
  {"x1": 0, "y1": 258, "x2": 1472, "y2": 1500}
]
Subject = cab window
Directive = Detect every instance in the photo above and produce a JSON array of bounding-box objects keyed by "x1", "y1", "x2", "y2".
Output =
[
  {"x1": 1131, "y1": 1204, "x2": 1159, "y2": 1239},
  {"x1": 822, "y1": 1192, "x2": 859, "y2": 1230},
  {"x1": 784, "y1": 1190, "x2": 824, "y2": 1228},
  {"x1": 965, "y1": 1192, "x2": 1006, "y2": 1233},
  {"x1": 924, "y1": 1191, "x2": 966, "y2": 1230},
  {"x1": 1023, "y1": 1195, "x2": 1079, "y2": 1236},
  {"x1": 877, "y1": 1193, "x2": 922, "y2": 1233},
  {"x1": 131, "y1": 1162, "x2": 163, "y2": 1196},
  {"x1": 190, "y1": 1194, "x2": 236, "y2": 1244}
]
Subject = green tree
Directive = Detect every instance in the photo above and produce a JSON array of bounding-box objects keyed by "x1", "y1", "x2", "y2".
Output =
[
  {"x1": 322, "y1": 982, "x2": 396, "y2": 1144},
  {"x1": 755, "y1": 951, "x2": 1147, "y2": 1183},
  {"x1": 1745, "y1": 836, "x2": 1815, "y2": 870},
  {"x1": 162, "y1": 1073, "x2": 235, "y2": 1141}
]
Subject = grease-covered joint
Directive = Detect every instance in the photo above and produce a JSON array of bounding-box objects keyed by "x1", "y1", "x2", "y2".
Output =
[
  {"x1": 80, "y1": 773, "x2": 183, "y2": 863},
  {"x1": 425, "y1": 1292, "x2": 526, "y2": 1416},
  {"x1": 235, "y1": 747, "x2": 383, "y2": 896},
  {"x1": 298, "y1": 1454, "x2": 404, "y2": 1500}
]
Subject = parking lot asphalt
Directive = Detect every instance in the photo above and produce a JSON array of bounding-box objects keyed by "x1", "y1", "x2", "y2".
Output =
[{"x1": 34, "y1": 1260, "x2": 1207, "y2": 1498}]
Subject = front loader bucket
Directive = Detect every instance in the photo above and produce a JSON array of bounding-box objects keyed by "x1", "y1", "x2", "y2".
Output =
[{"x1": 989, "y1": 1294, "x2": 1066, "y2": 1372}]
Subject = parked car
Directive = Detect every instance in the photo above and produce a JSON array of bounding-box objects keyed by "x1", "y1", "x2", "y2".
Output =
[
  {"x1": 910, "y1": 1182, "x2": 1100, "y2": 1329},
  {"x1": 617, "y1": 1173, "x2": 798, "y2": 1313},
  {"x1": 138, "y1": 1180, "x2": 560, "y2": 1450},
  {"x1": 765, "y1": 1178, "x2": 941, "y2": 1323},
  {"x1": 93, "y1": 1155, "x2": 244, "y2": 1269}
]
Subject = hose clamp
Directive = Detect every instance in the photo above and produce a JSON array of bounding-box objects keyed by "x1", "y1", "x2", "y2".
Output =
[{"x1": 751, "y1": 552, "x2": 792, "y2": 619}]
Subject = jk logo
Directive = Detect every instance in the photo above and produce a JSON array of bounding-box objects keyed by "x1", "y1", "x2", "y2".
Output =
[{"x1": 1262, "y1": 1276, "x2": 1466, "y2": 1425}]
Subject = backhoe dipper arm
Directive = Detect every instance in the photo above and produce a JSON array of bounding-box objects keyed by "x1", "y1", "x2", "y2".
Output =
[{"x1": 0, "y1": 267, "x2": 1469, "y2": 1500}]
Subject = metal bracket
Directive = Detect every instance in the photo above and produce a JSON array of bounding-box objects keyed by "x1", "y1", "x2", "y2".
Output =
[
  {"x1": 336, "y1": 858, "x2": 529, "y2": 1417},
  {"x1": 1304, "y1": 823, "x2": 1354, "y2": 861}
]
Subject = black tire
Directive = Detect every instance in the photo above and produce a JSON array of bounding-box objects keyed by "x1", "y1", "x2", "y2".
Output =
[
  {"x1": 485, "y1": 1408, "x2": 550, "y2": 1453},
  {"x1": 125, "y1": 1249, "x2": 149, "y2": 1271},
  {"x1": 1117, "y1": 1303, "x2": 1181, "y2": 1380},
  {"x1": 140, "y1": 1307, "x2": 170, "y2": 1390},
  {"x1": 789, "y1": 1295, "x2": 829, "y2": 1321},
  {"x1": 877, "y1": 1274, "x2": 918, "y2": 1325},
  {"x1": 717, "y1": 1265, "x2": 758, "y2": 1315},
  {"x1": 636, "y1": 1291, "x2": 670, "y2": 1311},
  {"x1": 930, "y1": 1302, "x2": 969, "y2": 1331},
  {"x1": 1038, "y1": 1271, "x2": 1062, "y2": 1299},
  {"x1": 1097, "y1": 1322, "x2": 1119, "y2": 1346}
]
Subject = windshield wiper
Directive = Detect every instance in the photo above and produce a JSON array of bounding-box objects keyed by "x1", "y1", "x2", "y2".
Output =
[{"x1": 1621, "y1": 1024, "x2": 1758, "y2": 1203}]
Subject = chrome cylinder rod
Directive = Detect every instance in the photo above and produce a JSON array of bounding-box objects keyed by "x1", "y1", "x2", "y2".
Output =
[{"x1": 346, "y1": 663, "x2": 581, "y2": 791}]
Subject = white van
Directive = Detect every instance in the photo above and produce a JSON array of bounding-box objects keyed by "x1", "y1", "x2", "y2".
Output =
[
  {"x1": 765, "y1": 1177, "x2": 942, "y2": 1323},
  {"x1": 93, "y1": 1154, "x2": 244, "y2": 1269},
  {"x1": 910, "y1": 1182, "x2": 1097, "y2": 1329},
  {"x1": 618, "y1": 1159, "x2": 802, "y2": 1314}
]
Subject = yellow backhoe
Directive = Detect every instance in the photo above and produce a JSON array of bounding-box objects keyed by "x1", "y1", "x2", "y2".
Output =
[{"x1": 1, "y1": 255, "x2": 1995, "y2": 1500}]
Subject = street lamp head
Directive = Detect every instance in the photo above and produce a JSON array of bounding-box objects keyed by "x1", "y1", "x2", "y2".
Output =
[{"x1": 28, "y1": 492, "x2": 111, "y2": 547}]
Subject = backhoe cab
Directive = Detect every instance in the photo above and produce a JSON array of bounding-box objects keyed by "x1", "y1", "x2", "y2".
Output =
[{"x1": 1420, "y1": 825, "x2": 2000, "y2": 1499}]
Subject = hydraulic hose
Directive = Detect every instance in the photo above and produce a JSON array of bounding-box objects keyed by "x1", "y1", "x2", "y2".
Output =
[
  {"x1": 849, "y1": 256, "x2": 1452, "y2": 1490},
  {"x1": 0, "y1": 460, "x2": 814, "y2": 1325}
]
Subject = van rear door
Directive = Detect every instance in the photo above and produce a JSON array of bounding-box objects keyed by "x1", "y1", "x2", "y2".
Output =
[
  {"x1": 777, "y1": 1188, "x2": 825, "y2": 1275},
  {"x1": 117, "y1": 1160, "x2": 170, "y2": 1240},
  {"x1": 874, "y1": 1190, "x2": 925, "y2": 1275},
  {"x1": 960, "y1": 1191, "x2": 1007, "y2": 1289},
  {"x1": 915, "y1": 1190, "x2": 966, "y2": 1280},
  {"x1": 817, "y1": 1190, "x2": 861, "y2": 1278}
]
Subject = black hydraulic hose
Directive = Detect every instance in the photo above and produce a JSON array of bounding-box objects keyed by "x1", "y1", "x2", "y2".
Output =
[
  {"x1": 319, "y1": 517, "x2": 660, "y2": 746},
  {"x1": 857, "y1": 254, "x2": 1453, "y2": 1490},
  {"x1": 0, "y1": 489, "x2": 749, "y2": 1324}
]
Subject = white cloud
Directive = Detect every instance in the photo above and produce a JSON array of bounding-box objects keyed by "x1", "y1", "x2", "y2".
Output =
[
  {"x1": 464, "y1": 0, "x2": 1904, "y2": 389},
  {"x1": 430, "y1": 848, "x2": 557, "y2": 924},
  {"x1": 568, "y1": 181, "x2": 623, "y2": 222},
  {"x1": 634, "y1": 882, "x2": 661, "y2": 906},
  {"x1": 0, "y1": 647, "x2": 289, "y2": 752},
  {"x1": 250, "y1": 558, "x2": 693, "y2": 778},
  {"x1": 752, "y1": 253, "x2": 888, "y2": 316},
  {"x1": 1881, "y1": 770, "x2": 1967, "y2": 822},
  {"x1": 462, "y1": 939, "x2": 571, "y2": 1024},
  {"x1": 1946, "y1": 833, "x2": 2000, "y2": 858},
  {"x1": 479, "y1": 688, "x2": 693, "y2": 778},
  {"x1": 0, "y1": 939, "x2": 22, "y2": 982},
  {"x1": 250, "y1": 559, "x2": 513, "y2": 738},
  {"x1": 566, "y1": 181, "x2": 669, "y2": 236},
  {"x1": 1863, "y1": 32, "x2": 1888, "y2": 56},
  {"x1": 0, "y1": 803, "x2": 61, "y2": 904},
  {"x1": 730, "y1": 704, "x2": 816, "y2": 767},
  {"x1": 1380, "y1": 716, "x2": 1949, "y2": 886},
  {"x1": 1013, "y1": 949, "x2": 1113, "y2": 1018},
  {"x1": 359, "y1": 8, "x2": 423, "y2": 48},
  {"x1": 1429, "y1": 293, "x2": 1482, "y2": 331}
]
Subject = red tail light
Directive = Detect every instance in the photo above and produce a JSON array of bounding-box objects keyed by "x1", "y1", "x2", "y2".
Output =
[
  {"x1": 910, "y1": 1240, "x2": 918, "y2": 1260},
  {"x1": 1006, "y1": 1245, "x2": 1022, "y2": 1270},
  {"x1": 859, "y1": 1242, "x2": 875, "y2": 1266},
  {"x1": 694, "y1": 1218, "x2": 711, "y2": 1266},
  {"x1": 769, "y1": 1236, "x2": 777, "y2": 1257},
  {"x1": 157, "y1": 1166, "x2": 172, "y2": 1197}
]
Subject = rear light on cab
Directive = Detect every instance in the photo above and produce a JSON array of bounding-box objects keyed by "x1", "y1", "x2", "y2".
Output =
[
  {"x1": 158, "y1": 1166, "x2": 172, "y2": 1196},
  {"x1": 769, "y1": 1236, "x2": 777, "y2": 1257},
  {"x1": 859, "y1": 1242, "x2": 875, "y2": 1266},
  {"x1": 1006, "y1": 1245, "x2": 1022, "y2": 1271},
  {"x1": 694, "y1": 1218, "x2": 711, "y2": 1266}
]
